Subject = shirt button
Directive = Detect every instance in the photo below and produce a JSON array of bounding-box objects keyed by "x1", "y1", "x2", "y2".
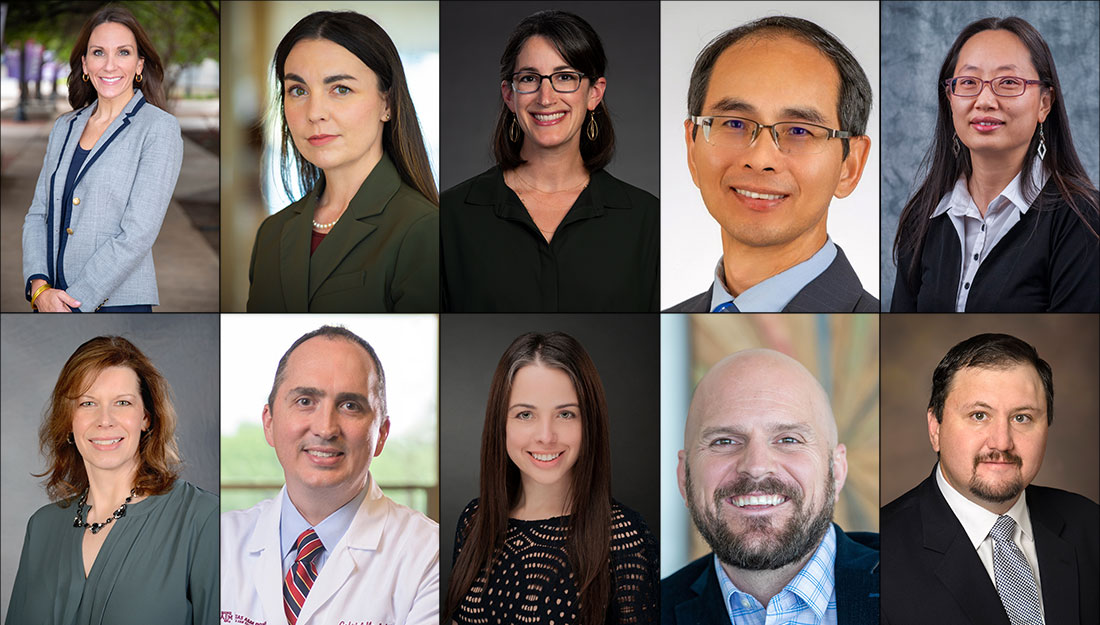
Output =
[
  {"x1": 973, "y1": 253, "x2": 979, "y2": 260},
  {"x1": 66, "y1": 228, "x2": 74, "y2": 235},
  {"x1": 741, "y1": 598, "x2": 751, "y2": 608},
  {"x1": 73, "y1": 197, "x2": 80, "y2": 205},
  {"x1": 981, "y1": 224, "x2": 986, "y2": 231},
  {"x1": 964, "y1": 282, "x2": 971, "y2": 289}
]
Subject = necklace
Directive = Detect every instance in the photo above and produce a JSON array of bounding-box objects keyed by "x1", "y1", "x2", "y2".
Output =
[
  {"x1": 74, "y1": 488, "x2": 136, "y2": 534},
  {"x1": 511, "y1": 168, "x2": 590, "y2": 195},
  {"x1": 312, "y1": 216, "x2": 339, "y2": 230}
]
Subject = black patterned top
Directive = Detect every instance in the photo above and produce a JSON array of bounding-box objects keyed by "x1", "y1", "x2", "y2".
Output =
[{"x1": 451, "y1": 498, "x2": 659, "y2": 624}]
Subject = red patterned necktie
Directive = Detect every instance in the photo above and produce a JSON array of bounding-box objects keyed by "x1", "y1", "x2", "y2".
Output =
[{"x1": 283, "y1": 528, "x2": 324, "y2": 625}]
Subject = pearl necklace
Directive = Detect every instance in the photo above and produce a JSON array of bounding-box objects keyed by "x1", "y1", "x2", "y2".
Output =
[
  {"x1": 74, "y1": 488, "x2": 136, "y2": 534},
  {"x1": 313, "y1": 216, "x2": 339, "y2": 230}
]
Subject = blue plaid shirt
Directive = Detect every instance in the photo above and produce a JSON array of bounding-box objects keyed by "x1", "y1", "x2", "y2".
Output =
[{"x1": 714, "y1": 524, "x2": 838, "y2": 625}]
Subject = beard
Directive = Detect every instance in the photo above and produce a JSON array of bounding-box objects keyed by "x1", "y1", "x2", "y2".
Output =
[
  {"x1": 685, "y1": 461, "x2": 835, "y2": 571},
  {"x1": 968, "y1": 450, "x2": 1024, "y2": 503}
]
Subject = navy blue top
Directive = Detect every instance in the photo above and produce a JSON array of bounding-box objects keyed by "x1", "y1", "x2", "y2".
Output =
[{"x1": 57, "y1": 145, "x2": 90, "y2": 290}]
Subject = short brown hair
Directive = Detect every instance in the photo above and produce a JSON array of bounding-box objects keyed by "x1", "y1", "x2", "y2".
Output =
[{"x1": 36, "y1": 336, "x2": 181, "y2": 503}]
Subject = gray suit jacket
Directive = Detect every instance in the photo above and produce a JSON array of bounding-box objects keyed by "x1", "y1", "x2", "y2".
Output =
[
  {"x1": 22, "y1": 90, "x2": 183, "y2": 310},
  {"x1": 664, "y1": 244, "x2": 880, "y2": 312}
]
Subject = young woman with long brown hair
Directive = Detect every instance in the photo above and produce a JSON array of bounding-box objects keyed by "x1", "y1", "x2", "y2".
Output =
[{"x1": 445, "y1": 332, "x2": 658, "y2": 624}]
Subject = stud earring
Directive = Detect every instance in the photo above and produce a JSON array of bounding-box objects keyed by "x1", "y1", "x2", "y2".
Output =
[
  {"x1": 586, "y1": 111, "x2": 598, "y2": 141},
  {"x1": 1037, "y1": 122, "x2": 1047, "y2": 161},
  {"x1": 952, "y1": 133, "x2": 961, "y2": 157},
  {"x1": 509, "y1": 114, "x2": 520, "y2": 142}
]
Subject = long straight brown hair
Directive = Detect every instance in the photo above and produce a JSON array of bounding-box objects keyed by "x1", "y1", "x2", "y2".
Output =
[
  {"x1": 445, "y1": 332, "x2": 612, "y2": 624},
  {"x1": 272, "y1": 11, "x2": 438, "y2": 205},
  {"x1": 66, "y1": 5, "x2": 167, "y2": 111}
]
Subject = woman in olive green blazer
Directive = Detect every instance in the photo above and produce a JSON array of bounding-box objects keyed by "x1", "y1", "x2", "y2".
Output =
[{"x1": 246, "y1": 10, "x2": 439, "y2": 313}]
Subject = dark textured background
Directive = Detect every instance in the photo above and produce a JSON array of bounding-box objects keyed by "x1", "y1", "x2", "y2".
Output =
[
  {"x1": 880, "y1": 1, "x2": 1100, "y2": 309},
  {"x1": 439, "y1": 314, "x2": 659, "y2": 606},
  {"x1": 438, "y1": 1, "x2": 659, "y2": 195}
]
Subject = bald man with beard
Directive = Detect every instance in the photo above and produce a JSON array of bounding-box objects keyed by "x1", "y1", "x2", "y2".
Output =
[{"x1": 662, "y1": 349, "x2": 879, "y2": 624}]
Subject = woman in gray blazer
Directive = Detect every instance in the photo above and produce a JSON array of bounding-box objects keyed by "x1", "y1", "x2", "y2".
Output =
[
  {"x1": 22, "y1": 6, "x2": 183, "y2": 313},
  {"x1": 246, "y1": 10, "x2": 439, "y2": 312}
]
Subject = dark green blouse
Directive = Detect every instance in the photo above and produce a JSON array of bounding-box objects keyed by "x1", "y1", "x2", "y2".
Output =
[
  {"x1": 441, "y1": 167, "x2": 659, "y2": 312},
  {"x1": 5, "y1": 480, "x2": 218, "y2": 625}
]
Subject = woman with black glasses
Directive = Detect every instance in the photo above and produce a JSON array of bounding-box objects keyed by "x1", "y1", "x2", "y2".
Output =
[
  {"x1": 892, "y1": 16, "x2": 1098, "y2": 312},
  {"x1": 440, "y1": 10, "x2": 658, "y2": 312}
]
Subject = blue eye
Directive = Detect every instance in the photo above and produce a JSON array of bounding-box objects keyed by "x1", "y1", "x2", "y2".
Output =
[{"x1": 777, "y1": 436, "x2": 800, "y2": 444}]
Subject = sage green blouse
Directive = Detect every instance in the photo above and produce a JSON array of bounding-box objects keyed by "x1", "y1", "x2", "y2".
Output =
[{"x1": 5, "y1": 480, "x2": 217, "y2": 625}]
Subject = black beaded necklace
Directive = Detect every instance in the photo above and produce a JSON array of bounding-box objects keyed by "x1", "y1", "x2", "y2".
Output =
[{"x1": 73, "y1": 488, "x2": 136, "y2": 534}]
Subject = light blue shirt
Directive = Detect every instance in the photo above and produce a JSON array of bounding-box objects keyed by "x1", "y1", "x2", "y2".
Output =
[
  {"x1": 279, "y1": 486, "x2": 368, "y2": 577},
  {"x1": 715, "y1": 524, "x2": 838, "y2": 625},
  {"x1": 709, "y1": 238, "x2": 837, "y2": 312},
  {"x1": 931, "y1": 159, "x2": 1049, "y2": 311}
]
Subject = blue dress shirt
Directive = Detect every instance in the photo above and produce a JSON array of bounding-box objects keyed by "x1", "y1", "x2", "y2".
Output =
[
  {"x1": 709, "y1": 238, "x2": 837, "y2": 312},
  {"x1": 279, "y1": 486, "x2": 368, "y2": 577}
]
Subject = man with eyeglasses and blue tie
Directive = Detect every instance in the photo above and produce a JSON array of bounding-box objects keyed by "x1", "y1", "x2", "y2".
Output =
[{"x1": 665, "y1": 16, "x2": 878, "y2": 313}]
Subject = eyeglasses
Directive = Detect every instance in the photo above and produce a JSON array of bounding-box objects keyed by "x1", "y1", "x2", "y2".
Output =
[
  {"x1": 511, "y1": 71, "x2": 587, "y2": 94},
  {"x1": 944, "y1": 76, "x2": 1046, "y2": 97},
  {"x1": 690, "y1": 115, "x2": 852, "y2": 155}
]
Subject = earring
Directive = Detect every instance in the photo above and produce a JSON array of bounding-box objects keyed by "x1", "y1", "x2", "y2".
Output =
[
  {"x1": 952, "y1": 133, "x2": 960, "y2": 157},
  {"x1": 135, "y1": 73, "x2": 143, "y2": 84},
  {"x1": 509, "y1": 114, "x2": 520, "y2": 142},
  {"x1": 82, "y1": 73, "x2": 89, "y2": 83},
  {"x1": 67, "y1": 432, "x2": 75, "y2": 444},
  {"x1": 586, "y1": 111, "x2": 598, "y2": 141},
  {"x1": 1037, "y1": 122, "x2": 1047, "y2": 161}
]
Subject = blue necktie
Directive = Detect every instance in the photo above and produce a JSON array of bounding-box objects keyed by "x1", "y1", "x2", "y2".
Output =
[
  {"x1": 712, "y1": 300, "x2": 740, "y2": 313},
  {"x1": 989, "y1": 515, "x2": 1044, "y2": 625}
]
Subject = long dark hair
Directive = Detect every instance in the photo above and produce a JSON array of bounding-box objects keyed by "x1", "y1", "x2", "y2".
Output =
[
  {"x1": 894, "y1": 16, "x2": 1099, "y2": 287},
  {"x1": 445, "y1": 332, "x2": 612, "y2": 624},
  {"x1": 272, "y1": 11, "x2": 438, "y2": 204},
  {"x1": 492, "y1": 10, "x2": 615, "y2": 172},
  {"x1": 66, "y1": 5, "x2": 167, "y2": 110}
]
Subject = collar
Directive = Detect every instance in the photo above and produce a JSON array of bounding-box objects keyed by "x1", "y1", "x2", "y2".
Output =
[
  {"x1": 714, "y1": 524, "x2": 836, "y2": 621},
  {"x1": 462, "y1": 166, "x2": 633, "y2": 221},
  {"x1": 279, "y1": 479, "x2": 371, "y2": 560},
  {"x1": 931, "y1": 158, "x2": 1049, "y2": 220},
  {"x1": 710, "y1": 237, "x2": 837, "y2": 312},
  {"x1": 935, "y1": 461, "x2": 1034, "y2": 549}
]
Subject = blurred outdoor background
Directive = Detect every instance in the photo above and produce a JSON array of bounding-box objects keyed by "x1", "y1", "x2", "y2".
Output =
[
  {"x1": 660, "y1": 314, "x2": 880, "y2": 577},
  {"x1": 219, "y1": 1, "x2": 439, "y2": 311},
  {"x1": 0, "y1": 0, "x2": 220, "y2": 311}
]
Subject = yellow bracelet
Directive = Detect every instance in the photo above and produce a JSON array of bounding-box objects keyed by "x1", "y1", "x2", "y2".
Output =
[{"x1": 30, "y1": 283, "x2": 51, "y2": 310}]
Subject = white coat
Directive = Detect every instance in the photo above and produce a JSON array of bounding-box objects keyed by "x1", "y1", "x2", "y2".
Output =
[{"x1": 220, "y1": 476, "x2": 439, "y2": 625}]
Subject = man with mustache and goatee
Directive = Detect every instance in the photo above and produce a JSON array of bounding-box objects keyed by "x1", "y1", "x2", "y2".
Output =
[
  {"x1": 882, "y1": 333, "x2": 1099, "y2": 625},
  {"x1": 662, "y1": 349, "x2": 879, "y2": 624}
]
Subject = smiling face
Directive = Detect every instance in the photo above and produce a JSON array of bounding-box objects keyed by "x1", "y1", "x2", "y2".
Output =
[
  {"x1": 929, "y1": 364, "x2": 1048, "y2": 513},
  {"x1": 82, "y1": 22, "x2": 144, "y2": 105},
  {"x1": 502, "y1": 35, "x2": 605, "y2": 158},
  {"x1": 71, "y1": 365, "x2": 148, "y2": 477},
  {"x1": 505, "y1": 362, "x2": 583, "y2": 493},
  {"x1": 283, "y1": 38, "x2": 391, "y2": 176},
  {"x1": 686, "y1": 34, "x2": 868, "y2": 255},
  {"x1": 263, "y1": 337, "x2": 389, "y2": 507},
  {"x1": 678, "y1": 350, "x2": 846, "y2": 570},
  {"x1": 949, "y1": 29, "x2": 1051, "y2": 164}
]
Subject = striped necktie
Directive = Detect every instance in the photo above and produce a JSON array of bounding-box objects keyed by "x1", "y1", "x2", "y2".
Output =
[
  {"x1": 283, "y1": 528, "x2": 324, "y2": 625},
  {"x1": 989, "y1": 515, "x2": 1044, "y2": 625}
]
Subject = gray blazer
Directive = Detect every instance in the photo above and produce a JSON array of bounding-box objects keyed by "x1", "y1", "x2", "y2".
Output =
[{"x1": 22, "y1": 90, "x2": 183, "y2": 310}]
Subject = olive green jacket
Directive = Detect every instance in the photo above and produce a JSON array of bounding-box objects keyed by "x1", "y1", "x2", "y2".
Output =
[{"x1": 247, "y1": 154, "x2": 439, "y2": 312}]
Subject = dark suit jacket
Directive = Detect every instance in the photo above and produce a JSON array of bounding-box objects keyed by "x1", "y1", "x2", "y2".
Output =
[
  {"x1": 664, "y1": 244, "x2": 879, "y2": 312},
  {"x1": 246, "y1": 154, "x2": 438, "y2": 312},
  {"x1": 881, "y1": 470, "x2": 1100, "y2": 625},
  {"x1": 660, "y1": 524, "x2": 880, "y2": 624}
]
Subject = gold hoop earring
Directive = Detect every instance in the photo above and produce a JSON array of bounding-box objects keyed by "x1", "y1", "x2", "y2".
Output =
[
  {"x1": 82, "y1": 73, "x2": 89, "y2": 83},
  {"x1": 509, "y1": 114, "x2": 520, "y2": 142},
  {"x1": 586, "y1": 111, "x2": 598, "y2": 141},
  {"x1": 135, "y1": 73, "x2": 143, "y2": 84}
]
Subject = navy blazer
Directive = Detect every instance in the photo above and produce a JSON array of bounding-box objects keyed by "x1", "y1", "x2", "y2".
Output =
[
  {"x1": 881, "y1": 470, "x2": 1099, "y2": 625},
  {"x1": 664, "y1": 244, "x2": 879, "y2": 312},
  {"x1": 660, "y1": 524, "x2": 880, "y2": 624}
]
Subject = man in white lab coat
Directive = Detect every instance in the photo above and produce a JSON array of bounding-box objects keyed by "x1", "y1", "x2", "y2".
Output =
[{"x1": 221, "y1": 325, "x2": 439, "y2": 625}]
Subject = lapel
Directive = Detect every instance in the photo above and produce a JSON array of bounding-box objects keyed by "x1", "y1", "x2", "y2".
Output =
[
  {"x1": 833, "y1": 525, "x2": 879, "y2": 625},
  {"x1": 918, "y1": 473, "x2": 1011, "y2": 625},
  {"x1": 1028, "y1": 489, "x2": 1079, "y2": 624},
  {"x1": 305, "y1": 155, "x2": 400, "y2": 302},
  {"x1": 673, "y1": 557, "x2": 728, "y2": 625},
  {"x1": 278, "y1": 191, "x2": 314, "y2": 312},
  {"x1": 784, "y1": 244, "x2": 863, "y2": 312},
  {"x1": 246, "y1": 488, "x2": 293, "y2": 624}
]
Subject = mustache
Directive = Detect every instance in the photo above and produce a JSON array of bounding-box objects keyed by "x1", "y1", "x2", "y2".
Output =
[
  {"x1": 713, "y1": 476, "x2": 801, "y2": 503},
  {"x1": 974, "y1": 450, "x2": 1022, "y2": 468}
]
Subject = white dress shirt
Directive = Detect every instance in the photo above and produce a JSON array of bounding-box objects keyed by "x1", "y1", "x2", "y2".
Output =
[{"x1": 935, "y1": 462, "x2": 1046, "y2": 619}]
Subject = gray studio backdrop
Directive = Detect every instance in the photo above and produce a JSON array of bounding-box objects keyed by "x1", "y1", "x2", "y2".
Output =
[
  {"x1": 0, "y1": 314, "x2": 219, "y2": 618},
  {"x1": 880, "y1": 1, "x2": 1100, "y2": 309},
  {"x1": 438, "y1": 1, "x2": 659, "y2": 195},
  {"x1": 439, "y1": 314, "x2": 660, "y2": 607}
]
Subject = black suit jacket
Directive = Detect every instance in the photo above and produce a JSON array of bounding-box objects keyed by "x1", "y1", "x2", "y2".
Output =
[
  {"x1": 664, "y1": 244, "x2": 879, "y2": 312},
  {"x1": 660, "y1": 524, "x2": 880, "y2": 624},
  {"x1": 881, "y1": 470, "x2": 1100, "y2": 625}
]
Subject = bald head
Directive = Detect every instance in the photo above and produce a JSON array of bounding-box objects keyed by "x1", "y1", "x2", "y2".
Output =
[{"x1": 686, "y1": 349, "x2": 838, "y2": 451}]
